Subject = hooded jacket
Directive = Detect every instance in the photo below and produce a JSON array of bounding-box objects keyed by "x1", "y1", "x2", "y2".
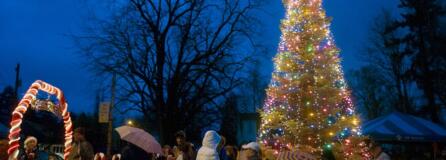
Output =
[{"x1": 196, "y1": 130, "x2": 221, "y2": 160}]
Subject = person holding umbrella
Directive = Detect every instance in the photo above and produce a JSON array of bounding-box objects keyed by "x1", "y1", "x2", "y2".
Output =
[
  {"x1": 115, "y1": 125, "x2": 163, "y2": 159},
  {"x1": 120, "y1": 141, "x2": 150, "y2": 160}
]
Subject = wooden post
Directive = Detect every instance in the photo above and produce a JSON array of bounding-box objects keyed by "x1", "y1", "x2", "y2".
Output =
[
  {"x1": 14, "y1": 63, "x2": 21, "y2": 97},
  {"x1": 106, "y1": 73, "x2": 116, "y2": 158}
]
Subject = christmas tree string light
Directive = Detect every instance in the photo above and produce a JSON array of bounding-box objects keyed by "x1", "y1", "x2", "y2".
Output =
[{"x1": 259, "y1": 0, "x2": 371, "y2": 159}]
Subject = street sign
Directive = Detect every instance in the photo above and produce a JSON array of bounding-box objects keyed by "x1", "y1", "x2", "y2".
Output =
[{"x1": 99, "y1": 102, "x2": 110, "y2": 123}]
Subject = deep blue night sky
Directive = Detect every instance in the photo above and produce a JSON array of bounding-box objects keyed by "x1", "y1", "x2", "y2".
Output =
[{"x1": 0, "y1": 0, "x2": 399, "y2": 113}]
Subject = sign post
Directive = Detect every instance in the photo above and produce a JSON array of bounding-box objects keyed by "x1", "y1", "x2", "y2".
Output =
[{"x1": 99, "y1": 102, "x2": 110, "y2": 123}]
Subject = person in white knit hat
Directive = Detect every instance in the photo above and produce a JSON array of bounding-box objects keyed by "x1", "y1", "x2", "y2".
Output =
[
  {"x1": 242, "y1": 142, "x2": 259, "y2": 152},
  {"x1": 19, "y1": 136, "x2": 39, "y2": 160},
  {"x1": 239, "y1": 142, "x2": 261, "y2": 160},
  {"x1": 196, "y1": 130, "x2": 221, "y2": 160}
]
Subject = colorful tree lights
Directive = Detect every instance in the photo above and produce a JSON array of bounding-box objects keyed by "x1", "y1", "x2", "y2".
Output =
[{"x1": 259, "y1": 0, "x2": 370, "y2": 158}]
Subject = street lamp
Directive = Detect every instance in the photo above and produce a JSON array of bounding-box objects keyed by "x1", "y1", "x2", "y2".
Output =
[{"x1": 127, "y1": 120, "x2": 134, "y2": 126}]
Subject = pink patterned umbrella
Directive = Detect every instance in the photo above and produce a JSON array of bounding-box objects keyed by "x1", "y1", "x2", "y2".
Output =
[
  {"x1": 277, "y1": 151, "x2": 316, "y2": 160},
  {"x1": 115, "y1": 126, "x2": 163, "y2": 155}
]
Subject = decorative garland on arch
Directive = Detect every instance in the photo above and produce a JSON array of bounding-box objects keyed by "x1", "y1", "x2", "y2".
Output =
[{"x1": 8, "y1": 80, "x2": 73, "y2": 160}]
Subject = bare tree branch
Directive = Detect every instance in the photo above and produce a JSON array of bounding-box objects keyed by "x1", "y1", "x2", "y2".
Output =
[{"x1": 76, "y1": 0, "x2": 265, "y2": 144}]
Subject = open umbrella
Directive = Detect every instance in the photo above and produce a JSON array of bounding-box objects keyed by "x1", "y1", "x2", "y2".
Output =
[
  {"x1": 277, "y1": 150, "x2": 316, "y2": 160},
  {"x1": 115, "y1": 126, "x2": 163, "y2": 155}
]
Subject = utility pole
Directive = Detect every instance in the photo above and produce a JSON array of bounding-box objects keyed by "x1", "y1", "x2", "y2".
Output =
[
  {"x1": 14, "y1": 63, "x2": 21, "y2": 98},
  {"x1": 106, "y1": 73, "x2": 116, "y2": 158}
]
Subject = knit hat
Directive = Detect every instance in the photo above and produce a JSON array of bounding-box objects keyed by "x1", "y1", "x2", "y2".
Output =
[
  {"x1": 24, "y1": 136, "x2": 37, "y2": 146},
  {"x1": 242, "y1": 142, "x2": 260, "y2": 152}
]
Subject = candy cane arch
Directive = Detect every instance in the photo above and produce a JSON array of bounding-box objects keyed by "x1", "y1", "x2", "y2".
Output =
[{"x1": 7, "y1": 80, "x2": 73, "y2": 160}]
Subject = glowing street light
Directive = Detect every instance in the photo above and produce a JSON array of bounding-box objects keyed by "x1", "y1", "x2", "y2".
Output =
[{"x1": 127, "y1": 120, "x2": 134, "y2": 126}]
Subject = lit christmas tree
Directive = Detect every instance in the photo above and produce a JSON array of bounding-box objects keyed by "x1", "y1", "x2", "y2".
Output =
[{"x1": 259, "y1": 0, "x2": 370, "y2": 159}]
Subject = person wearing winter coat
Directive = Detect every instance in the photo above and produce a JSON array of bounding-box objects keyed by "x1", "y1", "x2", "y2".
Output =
[
  {"x1": 174, "y1": 130, "x2": 196, "y2": 160},
  {"x1": 176, "y1": 143, "x2": 195, "y2": 160},
  {"x1": 68, "y1": 127, "x2": 94, "y2": 160},
  {"x1": 196, "y1": 130, "x2": 221, "y2": 160}
]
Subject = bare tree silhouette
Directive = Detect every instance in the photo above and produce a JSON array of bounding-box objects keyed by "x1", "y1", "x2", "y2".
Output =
[{"x1": 76, "y1": 0, "x2": 265, "y2": 144}]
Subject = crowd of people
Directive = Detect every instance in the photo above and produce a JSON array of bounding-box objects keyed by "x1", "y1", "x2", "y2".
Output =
[
  {"x1": 7, "y1": 127, "x2": 95, "y2": 160},
  {"x1": 1, "y1": 127, "x2": 422, "y2": 160},
  {"x1": 0, "y1": 128, "x2": 261, "y2": 160},
  {"x1": 115, "y1": 130, "x2": 261, "y2": 160}
]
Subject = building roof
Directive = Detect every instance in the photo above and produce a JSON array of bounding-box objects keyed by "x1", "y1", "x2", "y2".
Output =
[{"x1": 362, "y1": 112, "x2": 446, "y2": 142}]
